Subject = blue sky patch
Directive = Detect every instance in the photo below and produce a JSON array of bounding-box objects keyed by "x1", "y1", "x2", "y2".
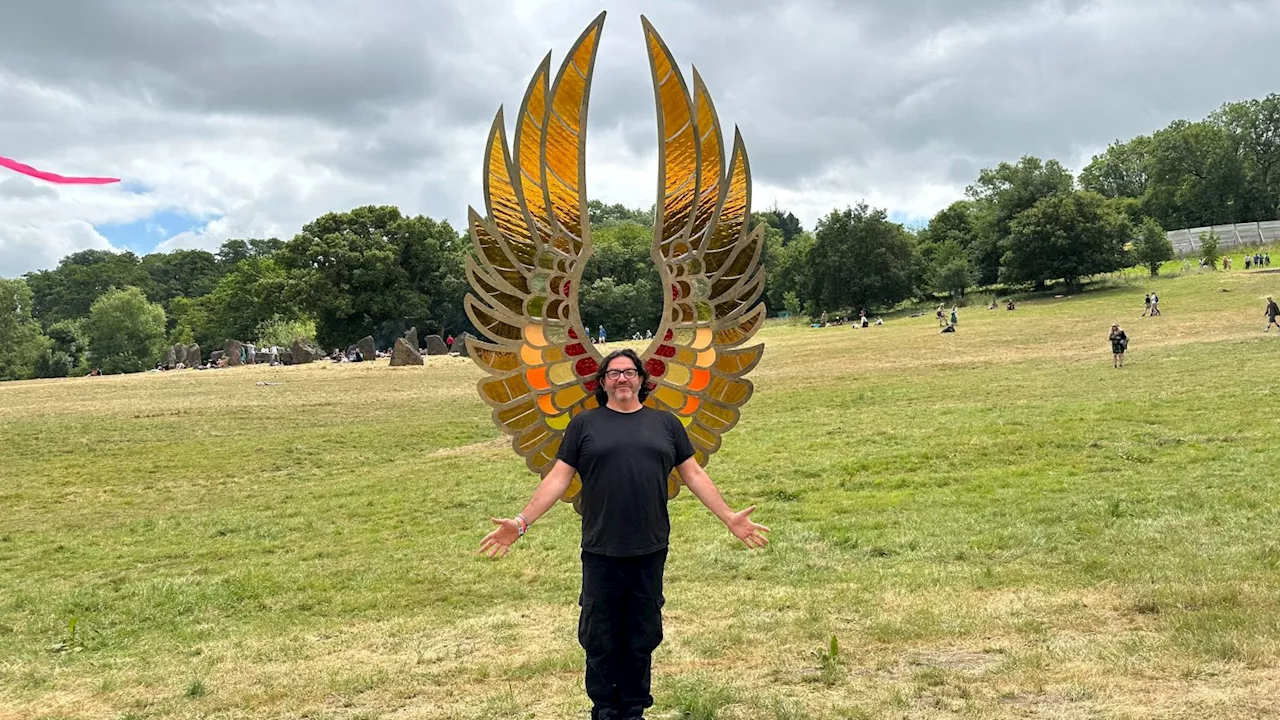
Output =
[{"x1": 96, "y1": 210, "x2": 212, "y2": 255}]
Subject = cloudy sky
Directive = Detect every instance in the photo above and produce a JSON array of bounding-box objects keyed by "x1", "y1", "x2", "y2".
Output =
[{"x1": 1, "y1": 0, "x2": 1277, "y2": 277}]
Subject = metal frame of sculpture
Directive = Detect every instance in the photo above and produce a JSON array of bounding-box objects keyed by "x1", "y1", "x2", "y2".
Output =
[{"x1": 465, "y1": 11, "x2": 766, "y2": 508}]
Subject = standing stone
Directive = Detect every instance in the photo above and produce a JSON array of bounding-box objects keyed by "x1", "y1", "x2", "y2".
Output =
[
  {"x1": 424, "y1": 334, "x2": 449, "y2": 356},
  {"x1": 290, "y1": 338, "x2": 319, "y2": 364},
  {"x1": 279, "y1": 350, "x2": 293, "y2": 365},
  {"x1": 389, "y1": 337, "x2": 424, "y2": 366},
  {"x1": 210, "y1": 350, "x2": 225, "y2": 364},
  {"x1": 353, "y1": 335, "x2": 374, "y2": 360},
  {"x1": 224, "y1": 340, "x2": 245, "y2": 367},
  {"x1": 165, "y1": 345, "x2": 178, "y2": 368},
  {"x1": 403, "y1": 327, "x2": 419, "y2": 352},
  {"x1": 188, "y1": 344, "x2": 201, "y2": 366},
  {"x1": 454, "y1": 332, "x2": 473, "y2": 357}
]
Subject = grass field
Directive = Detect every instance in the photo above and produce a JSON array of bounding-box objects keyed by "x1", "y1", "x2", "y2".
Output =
[{"x1": 3, "y1": 263, "x2": 1280, "y2": 719}]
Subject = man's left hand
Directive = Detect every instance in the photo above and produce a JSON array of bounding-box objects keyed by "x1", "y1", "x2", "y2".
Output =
[{"x1": 726, "y1": 505, "x2": 770, "y2": 549}]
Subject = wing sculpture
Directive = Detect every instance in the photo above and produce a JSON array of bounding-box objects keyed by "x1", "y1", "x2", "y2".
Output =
[{"x1": 466, "y1": 12, "x2": 765, "y2": 507}]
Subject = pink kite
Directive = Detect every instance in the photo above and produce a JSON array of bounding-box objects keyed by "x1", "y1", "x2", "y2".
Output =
[{"x1": 0, "y1": 155, "x2": 119, "y2": 184}]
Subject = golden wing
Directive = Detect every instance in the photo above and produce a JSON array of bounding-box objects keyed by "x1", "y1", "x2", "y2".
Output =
[
  {"x1": 637, "y1": 17, "x2": 766, "y2": 500},
  {"x1": 466, "y1": 13, "x2": 608, "y2": 502}
]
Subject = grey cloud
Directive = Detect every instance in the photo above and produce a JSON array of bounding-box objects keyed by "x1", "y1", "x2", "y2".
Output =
[
  {"x1": 0, "y1": 177, "x2": 57, "y2": 199},
  {"x1": 2, "y1": 0, "x2": 1279, "y2": 276}
]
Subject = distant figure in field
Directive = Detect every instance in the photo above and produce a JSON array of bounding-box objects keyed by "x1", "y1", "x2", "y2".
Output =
[
  {"x1": 1246, "y1": 256, "x2": 1253, "y2": 270},
  {"x1": 935, "y1": 303, "x2": 946, "y2": 327},
  {"x1": 1006, "y1": 299, "x2": 1017, "y2": 311},
  {"x1": 949, "y1": 305, "x2": 959, "y2": 327},
  {"x1": 1149, "y1": 292, "x2": 1161, "y2": 316},
  {"x1": 988, "y1": 299, "x2": 998, "y2": 310},
  {"x1": 1223, "y1": 256, "x2": 1232, "y2": 270},
  {"x1": 1142, "y1": 293, "x2": 1151, "y2": 317},
  {"x1": 1265, "y1": 296, "x2": 1279, "y2": 331},
  {"x1": 598, "y1": 324, "x2": 607, "y2": 344},
  {"x1": 1109, "y1": 324, "x2": 1128, "y2": 368}
]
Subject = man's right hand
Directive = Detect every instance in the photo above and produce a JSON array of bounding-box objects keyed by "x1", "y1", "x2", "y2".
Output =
[{"x1": 479, "y1": 517, "x2": 520, "y2": 560}]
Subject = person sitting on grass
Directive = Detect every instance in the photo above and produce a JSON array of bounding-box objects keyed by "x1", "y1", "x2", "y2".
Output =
[
  {"x1": 1109, "y1": 324, "x2": 1128, "y2": 368},
  {"x1": 479, "y1": 348, "x2": 770, "y2": 720}
]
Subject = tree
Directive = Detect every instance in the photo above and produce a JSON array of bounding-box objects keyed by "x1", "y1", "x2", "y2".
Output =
[
  {"x1": 762, "y1": 230, "x2": 814, "y2": 316},
  {"x1": 196, "y1": 257, "x2": 298, "y2": 350},
  {"x1": 1001, "y1": 191, "x2": 1131, "y2": 289},
  {"x1": 1131, "y1": 217, "x2": 1174, "y2": 277},
  {"x1": 0, "y1": 278, "x2": 48, "y2": 381},
  {"x1": 927, "y1": 241, "x2": 976, "y2": 298},
  {"x1": 755, "y1": 207, "x2": 804, "y2": 244},
  {"x1": 277, "y1": 206, "x2": 467, "y2": 348},
  {"x1": 579, "y1": 220, "x2": 663, "y2": 337},
  {"x1": 23, "y1": 249, "x2": 152, "y2": 328},
  {"x1": 586, "y1": 200, "x2": 654, "y2": 228},
  {"x1": 965, "y1": 157, "x2": 1075, "y2": 285},
  {"x1": 1145, "y1": 120, "x2": 1257, "y2": 228},
  {"x1": 1211, "y1": 94, "x2": 1280, "y2": 220},
  {"x1": 1199, "y1": 230, "x2": 1221, "y2": 269},
  {"x1": 805, "y1": 203, "x2": 918, "y2": 314},
  {"x1": 84, "y1": 287, "x2": 167, "y2": 374},
  {"x1": 140, "y1": 249, "x2": 221, "y2": 307},
  {"x1": 1079, "y1": 136, "x2": 1152, "y2": 199}
]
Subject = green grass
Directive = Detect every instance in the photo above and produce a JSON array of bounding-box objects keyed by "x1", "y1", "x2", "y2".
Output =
[{"x1": 2, "y1": 263, "x2": 1280, "y2": 718}]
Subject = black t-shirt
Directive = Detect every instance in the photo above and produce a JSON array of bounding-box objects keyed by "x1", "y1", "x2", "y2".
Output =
[{"x1": 556, "y1": 405, "x2": 696, "y2": 557}]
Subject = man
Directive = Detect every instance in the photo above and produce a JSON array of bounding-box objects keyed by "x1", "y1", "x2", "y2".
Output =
[
  {"x1": 479, "y1": 348, "x2": 769, "y2": 719},
  {"x1": 1265, "y1": 296, "x2": 1279, "y2": 331}
]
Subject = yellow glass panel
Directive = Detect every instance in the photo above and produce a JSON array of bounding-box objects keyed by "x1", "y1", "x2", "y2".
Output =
[
  {"x1": 652, "y1": 385, "x2": 685, "y2": 410},
  {"x1": 665, "y1": 363, "x2": 691, "y2": 386},
  {"x1": 517, "y1": 425, "x2": 551, "y2": 453},
  {"x1": 548, "y1": 361, "x2": 575, "y2": 386},
  {"x1": 546, "y1": 412, "x2": 572, "y2": 431},
  {"x1": 679, "y1": 414, "x2": 693, "y2": 427},
  {"x1": 498, "y1": 400, "x2": 540, "y2": 431},
  {"x1": 554, "y1": 384, "x2": 587, "y2": 409},
  {"x1": 544, "y1": 346, "x2": 566, "y2": 363}
]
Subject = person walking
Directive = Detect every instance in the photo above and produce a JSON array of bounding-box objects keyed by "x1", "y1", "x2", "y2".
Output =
[
  {"x1": 479, "y1": 348, "x2": 769, "y2": 719},
  {"x1": 1142, "y1": 293, "x2": 1151, "y2": 317},
  {"x1": 1109, "y1": 323, "x2": 1128, "y2": 368},
  {"x1": 1265, "y1": 296, "x2": 1279, "y2": 331}
]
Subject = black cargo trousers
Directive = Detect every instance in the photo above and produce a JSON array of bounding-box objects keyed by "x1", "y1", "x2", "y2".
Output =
[{"x1": 578, "y1": 547, "x2": 667, "y2": 719}]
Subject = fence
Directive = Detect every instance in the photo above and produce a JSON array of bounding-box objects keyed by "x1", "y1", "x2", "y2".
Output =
[{"x1": 1168, "y1": 220, "x2": 1280, "y2": 255}]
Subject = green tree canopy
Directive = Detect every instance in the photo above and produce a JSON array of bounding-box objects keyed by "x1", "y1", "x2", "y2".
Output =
[
  {"x1": 1131, "y1": 217, "x2": 1174, "y2": 277},
  {"x1": 1001, "y1": 191, "x2": 1131, "y2": 289},
  {"x1": 805, "y1": 203, "x2": 918, "y2": 314},
  {"x1": 24, "y1": 249, "x2": 152, "y2": 328},
  {"x1": 0, "y1": 278, "x2": 49, "y2": 381},
  {"x1": 277, "y1": 205, "x2": 466, "y2": 349},
  {"x1": 84, "y1": 286, "x2": 167, "y2": 374},
  {"x1": 965, "y1": 156, "x2": 1075, "y2": 285},
  {"x1": 141, "y1": 249, "x2": 221, "y2": 307}
]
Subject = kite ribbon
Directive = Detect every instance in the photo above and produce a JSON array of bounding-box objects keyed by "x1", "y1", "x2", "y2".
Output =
[{"x1": 0, "y1": 155, "x2": 119, "y2": 184}]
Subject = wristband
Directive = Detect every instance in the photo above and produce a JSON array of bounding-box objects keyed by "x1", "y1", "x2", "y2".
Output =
[{"x1": 515, "y1": 514, "x2": 528, "y2": 537}]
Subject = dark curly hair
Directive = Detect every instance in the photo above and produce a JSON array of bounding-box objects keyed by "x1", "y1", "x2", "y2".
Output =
[{"x1": 593, "y1": 347, "x2": 651, "y2": 406}]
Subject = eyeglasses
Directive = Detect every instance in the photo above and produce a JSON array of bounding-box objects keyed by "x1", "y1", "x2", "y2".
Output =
[{"x1": 603, "y1": 368, "x2": 639, "y2": 380}]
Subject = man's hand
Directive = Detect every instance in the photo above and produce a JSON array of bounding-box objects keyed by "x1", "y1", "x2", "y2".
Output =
[
  {"x1": 726, "y1": 505, "x2": 770, "y2": 549},
  {"x1": 479, "y1": 517, "x2": 520, "y2": 559}
]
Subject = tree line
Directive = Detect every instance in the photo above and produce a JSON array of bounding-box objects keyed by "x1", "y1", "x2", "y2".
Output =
[{"x1": 2, "y1": 94, "x2": 1277, "y2": 381}]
